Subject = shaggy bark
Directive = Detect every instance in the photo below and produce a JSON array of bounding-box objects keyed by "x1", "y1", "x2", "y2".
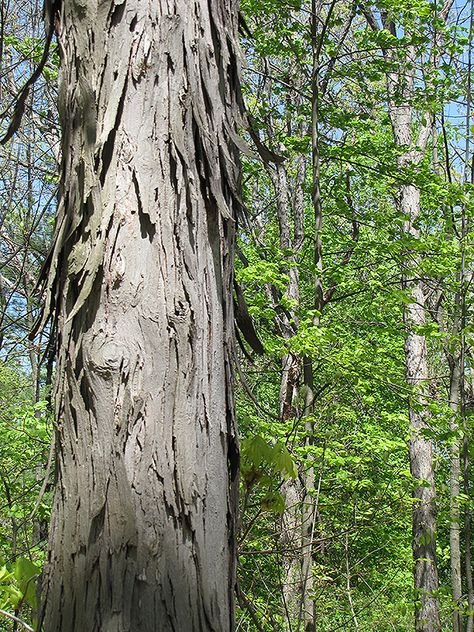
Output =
[{"x1": 38, "y1": 1, "x2": 242, "y2": 630}]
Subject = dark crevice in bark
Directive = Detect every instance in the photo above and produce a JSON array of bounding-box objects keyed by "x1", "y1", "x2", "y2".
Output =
[
  {"x1": 200, "y1": 69, "x2": 214, "y2": 121},
  {"x1": 132, "y1": 170, "x2": 156, "y2": 241},
  {"x1": 168, "y1": 145, "x2": 178, "y2": 193},
  {"x1": 88, "y1": 504, "x2": 106, "y2": 545},
  {"x1": 99, "y1": 74, "x2": 128, "y2": 185},
  {"x1": 110, "y1": 1, "x2": 125, "y2": 27}
]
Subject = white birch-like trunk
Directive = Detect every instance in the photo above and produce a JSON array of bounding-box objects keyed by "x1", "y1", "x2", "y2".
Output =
[
  {"x1": 378, "y1": 8, "x2": 453, "y2": 623},
  {"x1": 388, "y1": 78, "x2": 441, "y2": 632}
]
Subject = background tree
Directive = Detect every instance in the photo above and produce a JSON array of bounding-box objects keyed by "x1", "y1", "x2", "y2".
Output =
[
  {"x1": 0, "y1": 0, "x2": 57, "y2": 627},
  {"x1": 236, "y1": 0, "x2": 474, "y2": 630}
]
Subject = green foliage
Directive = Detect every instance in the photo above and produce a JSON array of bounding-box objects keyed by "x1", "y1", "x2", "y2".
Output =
[
  {"x1": 0, "y1": 363, "x2": 52, "y2": 629},
  {"x1": 237, "y1": 0, "x2": 474, "y2": 629},
  {"x1": 242, "y1": 434, "x2": 297, "y2": 482},
  {"x1": 0, "y1": 557, "x2": 40, "y2": 630}
]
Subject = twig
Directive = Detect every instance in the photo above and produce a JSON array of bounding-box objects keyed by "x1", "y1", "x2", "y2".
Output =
[
  {"x1": 0, "y1": 608, "x2": 34, "y2": 631},
  {"x1": 29, "y1": 433, "x2": 55, "y2": 521}
]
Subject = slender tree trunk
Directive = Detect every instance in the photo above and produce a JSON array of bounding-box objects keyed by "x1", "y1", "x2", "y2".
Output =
[
  {"x1": 39, "y1": 1, "x2": 242, "y2": 630},
  {"x1": 25, "y1": 140, "x2": 41, "y2": 403},
  {"x1": 448, "y1": 354, "x2": 462, "y2": 632},
  {"x1": 272, "y1": 161, "x2": 301, "y2": 627},
  {"x1": 464, "y1": 419, "x2": 474, "y2": 632},
  {"x1": 404, "y1": 288, "x2": 440, "y2": 632},
  {"x1": 368, "y1": 6, "x2": 454, "y2": 625},
  {"x1": 261, "y1": 82, "x2": 308, "y2": 631},
  {"x1": 273, "y1": 161, "x2": 301, "y2": 424},
  {"x1": 281, "y1": 478, "x2": 302, "y2": 629},
  {"x1": 464, "y1": 5, "x2": 474, "y2": 629},
  {"x1": 345, "y1": 532, "x2": 359, "y2": 632},
  {"x1": 388, "y1": 94, "x2": 440, "y2": 632},
  {"x1": 384, "y1": 36, "x2": 441, "y2": 628},
  {"x1": 445, "y1": 254, "x2": 465, "y2": 632},
  {"x1": 398, "y1": 178, "x2": 440, "y2": 632},
  {"x1": 297, "y1": 3, "x2": 324, "y2": 629}
]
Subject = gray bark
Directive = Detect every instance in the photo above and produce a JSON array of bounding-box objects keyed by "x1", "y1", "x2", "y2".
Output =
[
  {"x1": 260, "y1": 72, "x2": 305, "y2": 630},
  {"x1": 405, "y1": 305, "x2": 440, "y2": 632},
  {"x1": 384, "y1": 35, "x2": 442, "y2": 632},
  {"x1": 272, "y1": 137, "x2": 313, "y2": 632},
  {"x1": 39, "y1": 1, "x2": 242, "y2": 630},
  {"x1": 398, "y1": 165, "x2": 440, "y2": 632},
  {"x1": 281, "y1": 478, "x2": 303, "y2": 628},
  {"x1": 448, "y1": 355, "x2": 462, "y2": 632},
  {"x1": 296, "y1": 3, "x2": 324, "y2": 628},
  {"x1": 271, "y1": 160, "x2": 302, "y2": 630},
  {"x1": 446, "y1": 291, "x2": 463, "y2": 632},
  {"x1": 464, "y1": 404, "x2": 474, "y2": 632},
  {"x1": 374, "y1": 6, "x2": 454, "y2": 625}
]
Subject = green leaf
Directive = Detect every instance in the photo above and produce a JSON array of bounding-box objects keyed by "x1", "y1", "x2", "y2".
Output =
[
  {"x1": 261, "y1": 491, "x2": 285, "y2": 514},
  {"x1": 14, "y1": 557, "x2": 40, "y2": 611}
]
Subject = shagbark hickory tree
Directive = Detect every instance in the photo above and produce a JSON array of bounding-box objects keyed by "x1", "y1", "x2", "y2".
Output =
[{"x1": 37, "y1": 0, "x2": 243, "y2": 630}]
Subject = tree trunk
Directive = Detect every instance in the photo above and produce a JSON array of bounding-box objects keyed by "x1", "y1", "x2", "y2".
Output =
[
  {"x1": 297, "y1": 3, "x2": 324, "y2": 627},
  {"x1": 374, "y1": 9, "x2": 454, "y2": 624},
  {"x1": 385, "y1": 36, "x2": 441, "y2": 628},
  {"x1": 464, "y1": 421, "x2": 474, "y2": 632},
  {"x1": 39, "y1": 1, "x2": 242, "y2": 630},
  {"x1": 269, "y1": 159, "x2": 302, "y2": 630},
  {"x1": 261, "y1": 80, "x2": 306, "y2": 630},
  {"x1": 448, "y1": 342, "x2": 462, "y2": 632},
  {"x1": 446, "y1": 270, "x2": 465, "y2": 632},
  {"x1": 400, "y1": 181, "x2": 440, "y2": 632}
]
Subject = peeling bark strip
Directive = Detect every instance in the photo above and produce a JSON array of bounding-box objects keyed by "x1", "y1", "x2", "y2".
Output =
[{"x1": 40, "y1": 1, "x2": 242, "y2": 630}]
